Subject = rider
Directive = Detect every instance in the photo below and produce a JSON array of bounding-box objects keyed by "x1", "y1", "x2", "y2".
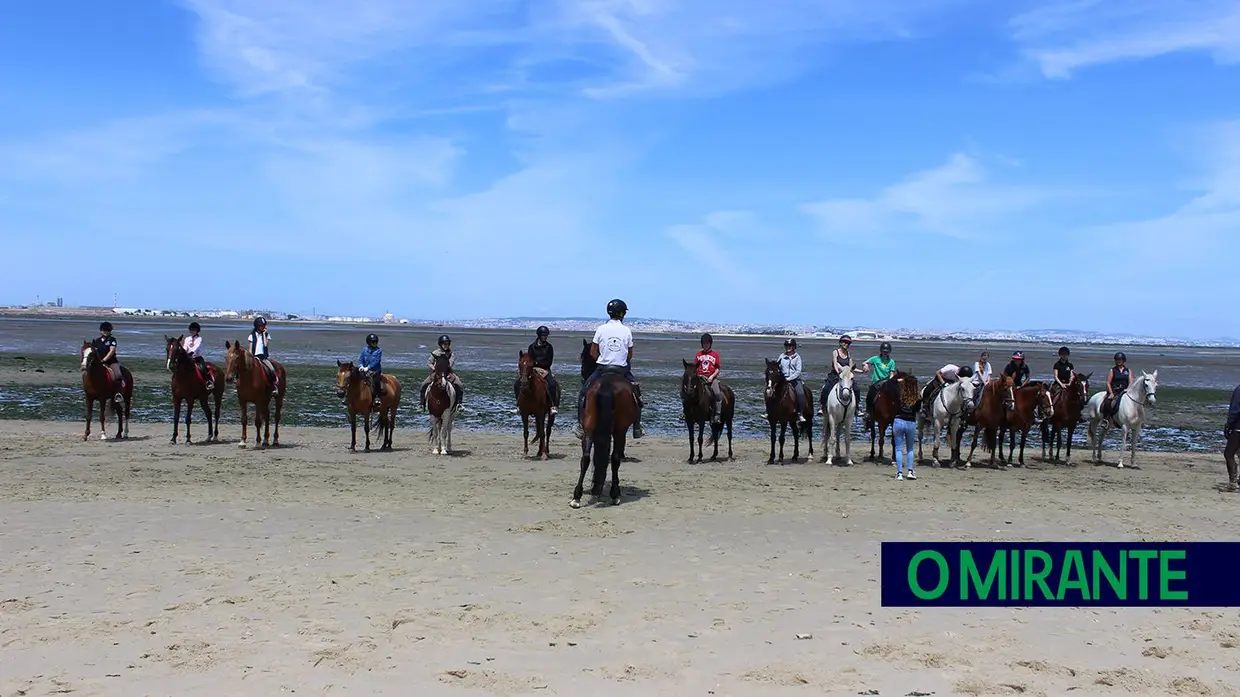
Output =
[
  {"x1": 182, "y1": 321, "x2": 214, "y2": 391},
  {"x1": 970, "y1": 350, "x2": 992, "y2": 408},
  {"x1": 92, "y1": 321, "x2": 126, "y2": 389},
  {"x1": 511, "y1": 325, "x2": 560, "y2": 416},
  {"x1": 760, "y1": 338, "x2": 807, "y2": 423},
  {"x1": 572, "y1": 299, "x2": 644, "y2": 439},
  {"x1": 1002, "y1": 351, "x2": 1031, "y2": 387},
  {"x1": 819, "y1": 334, "x2": 856, "y2": 414},
  {"x1": 922, "y1": 363, "x2": 974, "y2": 418},
  {"x1": 247, "y1": 317, "x2": 279, "y2": 389},
  {"x1": 859, "y1": 341, "x2": 897, "y2": 425},
  {"x1": 420, "y1": 334, "x2": 465, "y2": 410},
  {"x1": 695, "y1": 333, "x2": 724, "y2": 426},
  {"x1": 1051, "y1": 346, "x2": 1074, "y2": 401},
  {"x1": 1103, "y1": 351, "x2": 1131, "y2": 420},
  {"x1": 358, "y1": 333, "x2": 384, "y2": 405}
]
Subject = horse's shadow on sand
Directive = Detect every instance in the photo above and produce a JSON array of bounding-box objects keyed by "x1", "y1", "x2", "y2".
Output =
[{"x1": 572, "y1": 484, "x2": 653, "y2": 507}]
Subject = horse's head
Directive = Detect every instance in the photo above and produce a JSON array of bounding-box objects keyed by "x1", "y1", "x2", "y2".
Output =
[
  {"x1": 681, "y1": 358, "x2": 708, "y2": 406},
  {"x1": 432, "y1": 351, "x2": 451, "y2": 386},
  {"x1": 957, "y1": 379, "x2": 978, "y2": 416},
  {"x1": 80, "y1": 341, "x2": 96, "y2": 371},
  {"x1": 580, "y1": 338, "x2": 596, "y2": 380},
  {"x1": 223, "y1": 340, "x2": 249, "y2": 384},
  {"x1": 764, "y1": 358, "x2": 783, "y2": 399},
  {"x1": 1075, "y1": 371, "x2": 1093, "y2": 404},
  {"x1": 1140, "y1": 370, "x2": 1158, "y2": 405},
  {"x1": 518, "y1": 350, "x2": 535, "y2": 390},
  {"x1": 1036, "y1": 382, "x2": 1055, "y2": 419},
  {"x1": 335, "y1": 360, "x2": 355, "y2": 398},
  {"x1": 835, "y1": 366, "x2": 856, "y2": 403},
  {"x1": 165, "y1": 335, "x2": 187, "y2": 371}
]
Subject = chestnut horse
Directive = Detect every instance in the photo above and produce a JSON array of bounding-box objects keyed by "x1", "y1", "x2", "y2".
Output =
[
  {"x1": 680, "y1": 358, "x2": 735, "y2": 463},
  {"x1": 762, "y1": 358, "x2": 814, "y2": 464},
  {"x1": 866, "y1": 374, "x2": 904, "y2": 463},
  {"x1": 335, "y1": 361, "x2": 401, "y2": 452},
  {"x1": 999, "y1": 382, "x2": 1054, "y2": 466},
  {"x1": 516, "y1": 349, "x2": 553, "y2": 460},
  {"x1": 960, "y1": 375, "x2": 1015, "y2": 468},
  {"x1": 572, "y1": 342, "x2": 637, "y2": 507},
  {"x1": 427, "y1": 351, "x2": 460, "y2": 455},
  {"x1": 1041, "y1": 371, "x2": 1092, "y2": 464},
  {"x1": 164, "y1": 335, "x2": 223, "y2": 444},
  {"x1": 223, "y1": 340, "x2": 286, "y2": 449},
  {"x1": 79, "y1": 341, "x2": 132, "y2": 441}
]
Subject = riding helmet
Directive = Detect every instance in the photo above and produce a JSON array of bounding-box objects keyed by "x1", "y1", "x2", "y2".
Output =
[
  {"x1": 366, "y1": 333, "x2": 379, "y2": 345},
  {"x1": 536, "y1": 325, "x2": 550, "y2": 337},
  {"x1": 188, "y1": 321, "x2": 201, "y2": 331},
  {"x1": 438, "y1": 334, "x2": 451, "y2": 346},
  {"x1": 784, "y1": 338, "x2": 797, "y2": 348},
  {"x1": 253, "y1": 316, "x2": 267, "y2": 328},
  {"x1": 1012, "y1": 351, "x2": 1024, "y2": 360},
  {"x1": 1058, "y1": 346, "x2": 1070, "y2": 355},
  {"x1": 1114, "y1": 351, "x2": 1126, "y2": 361},
  {"x1": 700, "y1": 333, "x2": 713, "y2": 345},
  {"x1": 840, "y1": 334, "x2": 852, "y2": 344},
  {"x1": 880, "y1": 341, "x2": 892, "y2": 353},
  {"x1": 99, "y1": 321, "x2": 113, "y2": 332},
  {"x1": 606, "y1": 298, "x2": 628, "y2": 318},
  {"x1": 959, "y1": 365, "x2": 974, "y2": 378}
]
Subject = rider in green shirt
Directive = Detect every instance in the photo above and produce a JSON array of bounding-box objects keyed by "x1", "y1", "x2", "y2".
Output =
[{"x1": 860, "y1": 341, "x2": 896, "y2": 425}]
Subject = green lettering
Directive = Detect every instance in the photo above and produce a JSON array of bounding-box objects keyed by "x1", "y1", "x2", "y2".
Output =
[
  {"x1": 1056, "y1": 550, "x2": 1091, "y2": 601},
  {"x1": 1092, "y1": 550, "x2": 1126, "y2": 600},
  {"x1": 1159, "y1": 550, "x2": 1188, "y2": 601},
  {"x1": 1010, "y1": 545, "x2": 1019, "y2": 599},
  {"x1": 961, "y1": 550, "x2": 1006, "y2": 600},
  {"x1": 1023, "y1": 550, "x2": 1054, "y2": 600},
  {"x1": 908, "y1": 551, "x2": 949, "y2": 600},
  {"x1": 1130, "y1": 550, "x2": 1158, "y2": 600}
]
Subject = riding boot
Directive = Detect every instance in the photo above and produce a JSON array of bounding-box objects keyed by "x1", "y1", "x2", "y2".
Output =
[{"x1": 550, "y1": 381, "x2": 559, "y2": 415}]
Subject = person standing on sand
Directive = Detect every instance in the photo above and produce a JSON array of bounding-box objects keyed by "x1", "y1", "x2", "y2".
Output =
[
  {"x1": 892, "y1": 374, "x2": 921, "y2": 480},
  {"x1": 1225, "y1": 383, "x2": 1240, "y2": 490}
]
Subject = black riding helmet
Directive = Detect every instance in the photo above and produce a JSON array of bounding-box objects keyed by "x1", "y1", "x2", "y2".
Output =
[
  {"x1": 606, "y1": 298, "x2": 628, "y2": 319},
  {"x1": 438, "y1": 334, "x2": 451, "y2": 348},
  {"x1": 536, "y1": 325, "x2": 550, "y2": 338},
  {"x1": 1058, "y1": 346, "x2": 1070, "y2": 355},
  {"x1": 1114, "y1": 351, "x2": 1126, "y2": 362},
  {"x1": 959, "y1": 365, "x2": 974, "y2": 378},
  {"x1": 839, "y1": 334, "x2": 852, "y2": 345},
  {"x1": 784, "y1": 338, "x2": 797, "y2": 349},
  {"x1": 880, "y1": 341, "x2": 892, "y2": 354},
  {"x1": 253, "y1": 316, "x2": 267, "y2": 329},
  {"x1": 99, "y1": 321, "x2": 113, "y2": 332},
  {"x1": 366, "y1": 333, "x2": 379, "y2": 345},
  {"x1": 188, "y1": 321, "x2": 201, "y2": 332},
  {"x1": 700, "y1": 332, "x2": 713, "y2": 346}
]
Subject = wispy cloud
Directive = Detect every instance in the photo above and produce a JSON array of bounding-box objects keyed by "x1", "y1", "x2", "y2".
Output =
[
  {"x1": 798, "y1": 153, "x2": 1049, "y2": 241},
  {"x1": 1010, "y1": 0, "x2": 1240, "y2": 79}
]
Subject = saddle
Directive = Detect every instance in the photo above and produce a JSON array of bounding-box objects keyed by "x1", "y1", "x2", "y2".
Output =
[
  {"x1": 1101, "y1": 394, "x2": 1121, "y2": 420},
  {"x1": 257, "y1": 358, "x2": 278, "y2": 389},
  {"x1": 195, "y1": 363, "x2": 215, "y2": 384}
]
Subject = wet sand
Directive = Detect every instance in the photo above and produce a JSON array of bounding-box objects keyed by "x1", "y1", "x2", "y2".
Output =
[{"x1": 2, "y1": 420, "x2": 1239, "y2": 696}]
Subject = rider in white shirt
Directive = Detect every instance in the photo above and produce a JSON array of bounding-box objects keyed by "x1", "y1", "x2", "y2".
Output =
[
  {"x1": 572, "y1": 298, "x2": 644, "y2": 439},
  {"x1": 181, "y1": 321, "x2": 214, "y2": 390}
]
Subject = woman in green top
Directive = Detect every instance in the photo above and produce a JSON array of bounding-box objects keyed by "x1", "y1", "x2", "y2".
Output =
[{"x1": 860, "y1": 341, "x2": 897, "y2": 424}]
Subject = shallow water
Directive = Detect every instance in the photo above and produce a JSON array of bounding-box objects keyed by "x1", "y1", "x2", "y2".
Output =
[{"x1": 2, "y1": 317, "x2": 1235, "y2": 453}]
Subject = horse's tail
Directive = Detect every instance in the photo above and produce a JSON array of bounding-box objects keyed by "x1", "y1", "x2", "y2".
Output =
[
  {"x1": 591, "y1": 378, "x2": 614, "y2": 492},
  {"x1": 982, "y1": 425, "x2": 996, "y2": 453}
]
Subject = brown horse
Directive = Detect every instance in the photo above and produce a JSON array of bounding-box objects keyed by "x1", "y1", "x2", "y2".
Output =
[
  {"x1": 335, "y1": 361, "x2": 401, "y2": 452},
  {"x1": 866, "y1": 374, "x2": 905, "y2": 463},
  {"x1": 223, "y1": 340, "x2": 286, "y2": 449},
  {"x1": 572, "y1": 348, "x2": 637, "y2": 507},
  {"x1": 680, "y1": 359, "x2": 735, "y2": 463},
  {"x1": 1041, "y1": 371, "x2": 1092, "y2": 464},
  {"x1": 79, "y1": 341, "x2": 133, "y2": 441},
  {"x1": 960, "y1": 375, "x2": 1015, "y2": 468},
  {"x1": 427, "y1": 351, "x2": 460, "y2": 455},
  {"x1": 763, "y1": 358, "x2": 814, "y2": 464},
  {"x1": 516, "y1": 350, "x2": 553, "y2": 460},
  {"x1": 999, "y1": 381, "x2": 1054, "y2": 466},
  {"x1": 164, "y1": 335, "x2": 223, "y2": 444}
]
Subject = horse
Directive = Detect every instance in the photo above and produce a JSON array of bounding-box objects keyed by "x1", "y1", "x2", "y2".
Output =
[
  {"x1": 998, "y1": 381, "x2": 1054, "y2": 466},
  {"x1": 960, "y1": 375, "x2": 1015, "y2": 468},
  {"x1": 426, "y1": 350, "x2": 460, "y2": 456},
  {"x1": 680, "y1": 359, "x2": 735, "y2": 463},
  {"x1": 223, "y1": 340, "x2": 286, "y2": 449},
  {"x1": 335, "y1": 361, "x2": 401, "y2": 452},
  {"x1": 1085, "y1": 370, "x2": 1158, "y2": 468},
  {"x1": 79, "y1": 341, "x2": 132, "y2": 441},
  {"x1": 164, "y1": 335, "x2": 223, "y2": 444},
  {"x1": 516, "y1": 349, "x2": 554, "y2": 460},
  {"x1": 1041, "y1": 371, "x2": 1092, "y2": 464},
  {"x1": 867, "y1": 374, "x2": 907, "y2": 463},
  {"x1": 762, "y1": 358, "x2": 814, "y2": 464},
  {"x1": 916, "y1": 378, "x2": 976, "y2": 467},
  {"x1": 822, "y1": 365, "x2": 858, "y2": 465},
  {"x1": 573, "y1": 341, "x2": 638, "y2": 507}
]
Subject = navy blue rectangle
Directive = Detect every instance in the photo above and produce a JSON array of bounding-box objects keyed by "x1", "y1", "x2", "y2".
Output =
[{"x1": 881, "y1": 542, "x2": 1240, "y2": 607}]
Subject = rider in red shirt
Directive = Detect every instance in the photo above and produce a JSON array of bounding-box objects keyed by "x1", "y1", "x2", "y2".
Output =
[{"x1": 695, "y1": 333, "x2": 724, "y2": 425}]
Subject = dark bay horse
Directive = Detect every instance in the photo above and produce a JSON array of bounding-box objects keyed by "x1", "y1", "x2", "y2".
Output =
[
  {"x1": 427, "y1": 351, "x2": 460, "y2": 455},
  {"x1": 79, "y1": 341, "x2": 132, "y2": 441},
  {"x1": 1041, "y1": 371, "x2": 1092, "y2": 464},
  {"x1": 999, "y1": 381, "x2": 1054, "y2": 466},
  {"x1": 516, "y1": 349, "x2": 553, "y2": 460},
  {"x1": 335, "y1": 361, "x2": 401, "y2": 452},
  {"x1": 680, "y1": 358, "x2": 734, "y2": 463},
  {"x1": 223, "y1": 340, "x2": 286, "y2": 449},
  {"x1": 866, "y1": 374, "x2": 905, "y2": 463},
  {"x1": 960, "y1": 375, "x2": 1014, "y2": 468},
  {"x1": 164, "y1": 335, "x2": 223, "y2": 444},
  {"x1": 763, "y1": 358, "x2": 814, "y2": 464},
  {"x1": 573, "y1": 342, "x2": 637, "y2": 507}
]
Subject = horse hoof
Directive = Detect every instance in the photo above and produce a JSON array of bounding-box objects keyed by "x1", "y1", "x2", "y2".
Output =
[
  {"x1": 238, "y1": 441, "x2": 247, "y2": 448},
  {"x1": 100, "y1": 433, "x2": 108, "y2": 441},
  {"x1": 185, "y1": 439, "x2": 193, "y2": 445},
  {"x1": 611, "y1": 498, "x2": 620, "y2": 506},
  {"x1": 170, "y1": 438, "x2": 177, "y2": 444},
  {"x1": 570, "y1": 499, "x2": 582, "y2": 509}
]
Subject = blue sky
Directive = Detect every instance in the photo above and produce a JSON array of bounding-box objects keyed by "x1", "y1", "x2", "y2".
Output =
[{"x1": 2, "y1": 0, "x2": 1238, "y2": 339}]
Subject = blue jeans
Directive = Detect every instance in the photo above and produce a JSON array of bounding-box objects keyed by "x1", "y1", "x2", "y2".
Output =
[
  {"x1": 788, "y1": 378, "x2": 805, "y2": 414},
  {"x1": 893, "y1": 418, "x2": 917, "y2": 473}
]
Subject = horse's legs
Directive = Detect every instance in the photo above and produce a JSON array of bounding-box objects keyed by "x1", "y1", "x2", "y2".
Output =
[
  {"x1": 778, "y1": 422, "x2": 787, "y2": 463},
  {"x1": 572, "y1": 432, "x2": 592, "y2": 507},
  {"x1": 98, "y1": 394, "x2": 109, "y2": 441},
  {"x1": 185, "y1": 398, "x2": 196, "y2": 444},
  {"x1": 171, "y1": 395, "x2": 182, "y2": 444},
  {"x1": 522, "y1": 413, "x2": 530, "y2": 457},
  {"x1": 272, "y1": 393, "x2": 283, "y2": 447},
  {"x1": 843, "y1": 411, "x2": 854, "y2": 465},
  {"x1": 686, "y1": 420, "x2": 696, "y2": 463},
  {"x1": 238, "y1": 400, "x2": 249, "y2": 447},
  {"x1": 198, "y1": 395, "x2": 213, "y2": 443},
  {"x1": 964, "y1": 425, "x2": 980, "y2": 468},
  {"x1": 84, "y1": 397, "x2": 93, "y2": 441},
  {"x1": 1018, "y1": 428, "x2": 1028, "y2": 466},
  {"x1": 363, "y1": 410, "x2": 372, "y2": 452},
  {"x1": 609, "y1": 434, "x2": 624, "y2": 505}
]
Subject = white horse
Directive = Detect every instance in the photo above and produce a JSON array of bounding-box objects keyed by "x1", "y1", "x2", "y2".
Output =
[
  {"x1": 917, "y1": 378, "x2": 977, "y2": 467},
  {"x1": 1085, "y1": 370, "x2": 1158, "y2": 468},
  {"x1": 427, "y1": 368, "x2": 460, "y2": 456},
  {"x1": 823, "y1": 367, "x2": 859, "y2": 465}
]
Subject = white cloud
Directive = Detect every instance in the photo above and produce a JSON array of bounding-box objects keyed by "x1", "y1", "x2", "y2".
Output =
[
  {"x1": 799, "y1": 153, "x2": 1048, "y2": 241},
  {"x1": 664, "y1": 209, "x2": 764, "y2": 290},
  {"x1": 1009, "y1": 0, "x2": 1240, "y2": 78}
]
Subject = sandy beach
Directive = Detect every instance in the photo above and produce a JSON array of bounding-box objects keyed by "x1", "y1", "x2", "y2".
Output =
[{"x1": 2, "y1": 419, "x2": 1239, "y2": 697}]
